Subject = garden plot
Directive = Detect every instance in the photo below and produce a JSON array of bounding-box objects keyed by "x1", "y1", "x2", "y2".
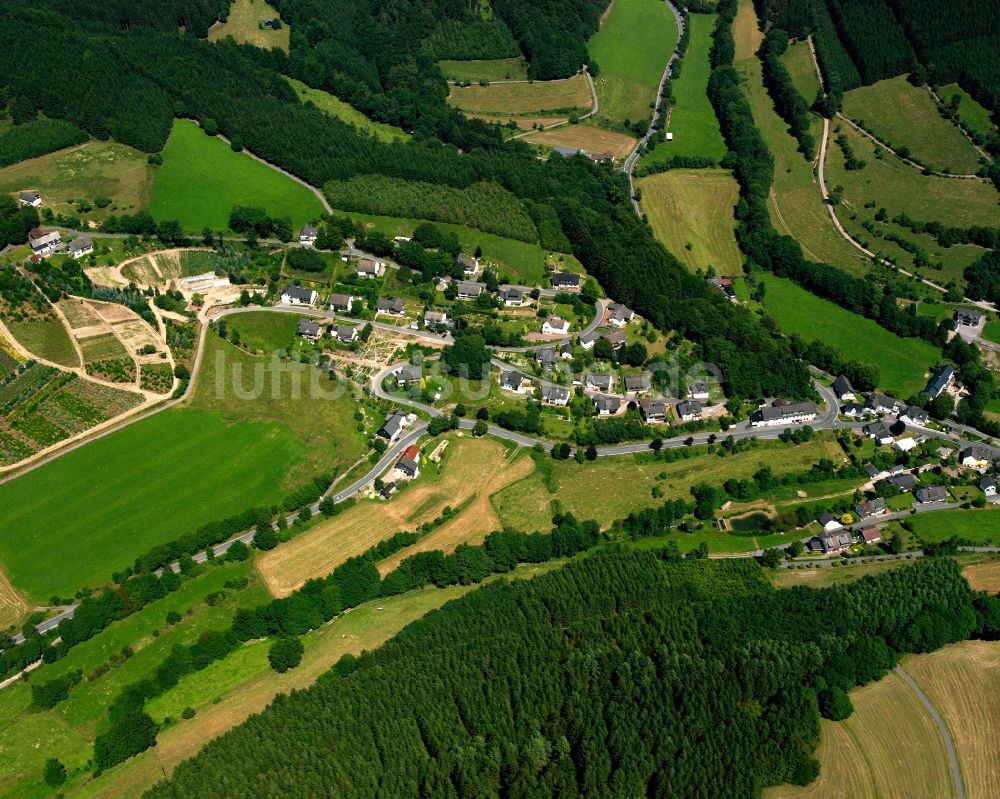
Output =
[
  {"x1": 114, "y1": 320, "x2": 162, "y2": 356},
  {"x1": 120, "y1": 254, "x2": 162, "y2": 285},
  {"x1": 58, "y1": 299, "x2": 102, "y2": 330},
  {"x1": 92, "y1": 301, "x2": 140, "y2": 325}
]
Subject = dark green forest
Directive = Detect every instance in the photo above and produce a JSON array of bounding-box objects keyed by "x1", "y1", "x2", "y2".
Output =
[{"x1": 145, "y1": 553, "x2": 994, "y2": 798}]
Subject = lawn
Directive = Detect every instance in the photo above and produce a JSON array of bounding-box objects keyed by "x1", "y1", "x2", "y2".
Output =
[
  {"x1": 525, "y1": 125, "x2": 638, "y2": 160},
  {"x1": 207, "y1": 0, "x2": 289, "y2": 51},
  {"x1": 937, "y1": 84, "x2": 997, "y2": 140},
  {"x1": 642, "y1": 12, "x2": 727, "y2": 163},
  {"x1": 732, "y1": 0, "x2": 763, "y2": 62},
  {"x1": 332, "y1": 208, "x2": 548, "y2": 285},
  {"x1": 0, "y1": 140, "x2": 152, "y2": 222},
  {"x1": 5, "y1": 317, "x2": 79, "y2": 367},
  {"x1": 638, "y1": 169, "x2": 742, "y2": 273},
  {"x1": 982, "y1": 319, "x2": 1000, "y2": 345},
  {"x1": 149, "y1": 119, "x2": 323, "y2": 232},
  {"x1": 587, "y1": 0, "x2": 678, "y2": 129},
  {"x1": 842, "y1": 76, "x2": 982, "y2": 175},
  {"x1": 438, "y1": 58, "x2": 529, "y2": 82},
  {"x1": 285, "y1": 77, "x2": 409, "y2": 143},
  {"x1": 493, "y1": 437, "x2": 844, "y2": 530},
  {"x1": 758, "y1": 275, "x2": 939, "y2": 398},
  {"x1": 0, "y1": 314, "x2": 369, "y2": 601},
  {"x1": 908, "y1": 507, "x2": 1000, "y2": 547},
  {"x1": 780, "y1": 39, "x2": 821, "y2": 107}
]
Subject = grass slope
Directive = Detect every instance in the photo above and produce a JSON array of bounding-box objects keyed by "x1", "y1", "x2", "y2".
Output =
[
  {"x1": 842, "y1": 77, "x2": 982, "y2": 174},
  {"x1": 638, "y1": 169, "x2": 742, "y2": 273},
  {"x1": 447, "y1": 75, "x2": 592, "y2": 116},
  {"x1": 524, "y1": 125, "x2": 637, "y2": 160},
  {"x1": 285, "y1": 78, "x2": 409, "y2": 143},
  {"x1": 780, "y1": 40, "x2": 821, "y2": 106},
  {"x1": 208, "y1": 0, "x2": 289, "y2": 52},
  {"x1": 438, "y1": 58, "x2": 529, "y2": 82},
  {"x1": 587, "y1": 0, "x2": 678, "y2": 128},
  {"x1": 937, "y1": 84, "x2": 997, "y2": 140},
  {"x1": 149, "y1": 119, "x2": 323, "y2": 232},
  {"x1": 908, "y1": 507, "x2": 1000, "y2": 546},
  {"x1": 759, "y1": 275, "x2": 938, "y2": 398},
  {"x1": 643, "y1": 12, "x2": 727, "y2": 163}
]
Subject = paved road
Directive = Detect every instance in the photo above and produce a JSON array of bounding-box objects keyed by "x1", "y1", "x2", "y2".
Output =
[{"x1": 895, "y1": 665, "x2": 966, "y2": 799}]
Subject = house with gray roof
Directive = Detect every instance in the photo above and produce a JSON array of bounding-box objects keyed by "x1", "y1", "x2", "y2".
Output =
[
  {"x1": 541, "y1": 385, "x2": 571, "y2": 406},
  {"x1": 297, "y1": 318, "x2": 323, "y2": 341},
  {"x1": 536, "y1": 347, "x2": 557, "y2": 369},
  {"x1": 396, "y1": 364, "x2": 423, "y2": 386},
  {"x1": 592, "y1": 394, "x2": 621, "y2": 416},
  {"x1": 924, "y1": 365, "x2": 955, "y2": 399},
  {"x1": 749, "y1": 401, "x2": 818, "y2": 428},
  {"x1": 624, "y1": 374, "x2": 651, "y2": 395},
  {"x1": 676, "y1": 400, "x2": 702, "y2": 421},
  {"x1": 832, "y1": 375, "x2": 855, "y2": 401},
  {"x1": 550, "y1": 272, "x2": 581, "y2": 291},
  {"x1": 377, "y1": 410, "x2": 409, "y2": 443},
  {"x1": 499, "y1": 370, "x2": 529, "y2": 393},
  {"x1": 335, "y1": 325, "x2": 357, "y2": 344},
  {"x1": 915, "y1": 485, "x2": 948, "y2": 504},
  {"x1": 885, "y1": 473, "x2": 918, "y2": 492},
  {"x1": 455, "y1": 280, "x2": 485, "y2": 300},
  {"x1": 299, "y1": 224, "x2": 318, "y2": 246},
  {"x1": 639, "y1": 399, "x2": 668, "y2": 423},
  {"x1": 67, "y1": 236, "x2": 93, "y2": 259},
  {"x1": 376, "y1": 297, "x2": 405, "y2": 315},
  {"x1": 280, "y1": 284, "x2": 317, "y2": 306},
  {"x1": 607, "y1": 302, "x2": 634, "y2": 328},
  {"x1": 18, "y1": 191, "x2": 41, "y2": 207},
  {"x1": 498, "y1": 286, "x2": 529, "y2": 307},
  {"x1": 585, "y1": 373, "x2": 613, "y2": 392},
  {"x1": 329, "y1": 293, "x2": 353, "y2": 312}
]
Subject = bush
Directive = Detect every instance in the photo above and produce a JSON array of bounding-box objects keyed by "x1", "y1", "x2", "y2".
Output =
[
  {"x1": 286, "y1": 248, "x2": 326, "y2": 274},
  {"x1": 225, "y1": 541, "x2": 250, "y2": 562},
  {"x1": 166, "y1": 611, "x2": 182, "y2": 625},
  {"x1": 43, "y1": 758, "x2": 67, "y2": 787},
  {"x1": 182, "y1": 706, "x2": 196, "y2": 719},
  {"x1": 268, "y1": 636, "x2": 304, "y2": 673}
]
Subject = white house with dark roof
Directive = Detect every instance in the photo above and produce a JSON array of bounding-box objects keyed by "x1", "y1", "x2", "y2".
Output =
[
  {"x1": 499, "y1": 370, "x2": 530, "y2": 393},
  {"x1": 980, "y1": 476, "x2": 997, "y2": 497},
  {"x1": 687, "y1": 381, "x2": 710, "y2": 401},
  {"x1": 335, "y1": 325, "x2": 358, "y2": 344},
  {"x1": 377, "y1": 410, "x2": 409, "y2": 443},
  {"x1": 624, "y1": 374, "x2": 651, "y2": 395},
  {"x1": 329, "y1": 293, "x2": 353, "y2": 312},
  {"x1": 455, "y1": 280, "x2": 485, "y2": 300},
  {"x1": 749, "y1": 401, "x2": 818, "y2": 428},
  {"x1": 607, "y1": 303, "x2": 634, "y2": 328},
  {"x1": 592, "y1": 394, "x2": 621, "y2": 417},
  {"x1": 541, "y1": 385, "x2": 571, "y2": 406},
  {"x1": 498, "y1": 286, "x2": 529, "y2": 307},
  {"x1": 18, "y1": 191, "x2": 41, "y2": 207},
  {"x1": 865, "y1": 392, "x2": 899, "y2": 415},
  {"x1": 676, "y1": 400, "x2": 702, "y2": 421},
  {"x1": 550, "y1": 272, "x2": 581, "y2": 291},
  {"x1": 899, "y1": 405, "x2": 929, "y2": 426},
  {"x1": 299, "y1": 225, "x2": 318, "y2": 246},
  {"x1": 542, "y1": 316, "x2": 569, "y2": 335},
  {"x1": 297, "y1": 318, "x2": 324, "y2": 341},
  {"x1": 280, "y1": 284, "x2": 317, "y2": 306},
  {"x1": 585, "y1": 373, "x2": 613, "y2": 393},
  {"x1": 915, "y1": 485, "x2": 949, "y2": 504},
  {"x1": 832, "y1": 375, "x2": 855, "y2": 402},
  {"x1": 924, "y1": 365, "x2": 955, "y2": 400},
  {"x1": 67, "y1": 236, "x2": 93, "y2": 259},
  {"x1": 579, "y1": 330, "x2": 598, "y2": 350},
  {"x1": 424, "y1": 310, "x2": 451, "y2": 329},
  {"x1": 356, "y1": 258, "x2": 384, "y2": 279},
  {"x1": 559, "y1": 339, "x2": 573, "y2": 360},
  {"x1": 863, "y1": 421, "x2": 894, "y2": 445},
  {"x1": 376, "y1": 297, "x2": 405, "y2": 316},
  {"x1": 396, "y1": 363, "x2": 423, "y2": 387},
  {"x1": 455, "y1": 253, "x2": 480, "y2": 276},
  {"x1": 28, "y1": 228, "x2": 62, "y2": 256},
  {"x1": 956, "y1": 308, "x2": 984, "y2": 327},
  {"x1": 960, "y1": 446, "x2": 991, "y2": 472},
  {"x1": 536, "y1": 347, "x2": 557, "y2": 369},
  {"x1": 639, "y1": 399, "x2": 668, "y2": 423}
]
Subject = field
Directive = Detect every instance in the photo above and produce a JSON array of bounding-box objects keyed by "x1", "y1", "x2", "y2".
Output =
[
  {"x1": 765, "y1": 670, "x2": 955, "y2": 799},
  {"x1": 208, "y1": 0, "x2": 289, "y2": 51},
  {"x1": 937, "y1": 84, "x2": 997, "y2": 140},
  {"x1": 285, "y1": 77, "x2": 409, "y2": 143},
  {"x1": 642, "y1": 12, "x2": 727, "y2": 164},
  {"x1": 732, "y1": 0, "x2": 763, "y2": 61},
  {"x1": 962, "y1": 558, "x2": 1000, "y2": 593},
  {"x1": 5, "y1": 317, "x2": 79, "y2": 367},
  {"x1": 59, "y1": 300, "x2": 102, "y2": 330},
  {"x1": 587, "y1": 0, "x2": 678, "y2": 128},
  {"x1": 438, "y1": 58, "x2": 528, "y2": 82},
  {"x1": 524, "y1": 125, "x2": 637, "y2": 160},
  {"x1": 908, "y1": 507, "x2": 1000, "y2": 547},
  {"x1": 780, "y1": 39, "x2": 821, "y2": 107},
  {"x1": 842, "y1": 76, "x2": 982, "y2": 174},
  {"x1": 78, "y1": 332, "x2": 128, "y2": 363},
  {"x1": 492, "y1": 436, "x2": 844, "y2": 530},
  {"x1": 638, "y1": 169, "x2": 742, "y2": 273},
  {"x1": 769, "y1": 558, "x2": 917, "y2": 589},
  {"x1": 903, "y1": 641, "x2": 1000, "y2": 799},
  {"x1": 0, "y1": 314, "x2": 368, "y2": 601},
  {"x1": 257, "y1": 437, "x2": 525, "y2": 596},
  {"x1": 0, "y1": 140, "x2": 152, "y2": 221},
  {"x1": 758, "y1": 275, "x2": 939, "y2": 398},
  {"x1": 149, "y1": 119, "x2": 323, "y2": 232},
  {"x1": 331, "y1": 208, "x2": 548, "y2": 285},
  {"x1": 447, "y1": 75, "x2": 592, "y2": 118}
]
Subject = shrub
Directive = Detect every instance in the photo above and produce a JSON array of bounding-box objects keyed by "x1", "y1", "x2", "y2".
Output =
[{"x1": 268, "y1": 636, "x2": 304, "y2": 673}]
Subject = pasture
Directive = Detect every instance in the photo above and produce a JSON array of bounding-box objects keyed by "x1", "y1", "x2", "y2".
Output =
[
  {"x1": 0, "y1": 140, "x2": 152, "y2": 221},
  {"x1": 526, "y1": 125, "x2": 637, "y2": 160},
  {"x1": 5, "y1": 317, "x2": 78, "y2": 367},
  {"x1": 765, "y1": 670, "x2": 955, "y2": 799},
  {"x1": 438, "y1": 58, "x2": 528, "y2": 82},
  {"x1": 493, "y1": 437, "x2": 844, "y2": 531},
  {"x1": 638, "y1": 169, "x2": 742, "y2": 273},
  {"x1": 643, "y1": 12, "x2": 727, "y2": 163},
  {"x1": 587, "y1": 0, "x2": 678, "y2": 128},
  {"x1": 446, "y1": 74, "x2": 593, "y2": 129},
  {"x1": 149, "y1": 119, "x2": 323, "y2": 232},
  {"x1": 257, "y1": 437, "x2": 520, "y2": 596},
  {"x1": 903, "y1": 641, "x2": 1000, "y2": 799},
  {"x1": 285, "y1": 77, "x2": 409, "y2": 143},
  {"x1": 937, "y1": 84, "x2": 997, "y2": 140},
  {"x1": 842, "y1": 76, "x2": 983, "y2": 174},
  {"x1": 780, "y1": 39, "x2": 821, "y2": 105},
  {"x1": 208, "y1": 0, "x2": 289, "y2": 52},
  {"x1": 908, "y1": 507, "x2": 1000, "y2": 547},
  {"x1": 758, "y1": 275, "x2": 939, "y2": 398}
]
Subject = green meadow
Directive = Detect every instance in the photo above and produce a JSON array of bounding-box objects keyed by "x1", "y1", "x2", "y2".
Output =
[
  {"x1": 149, "y1": 119, "x2": 323, "y2": 232},
  {"x1": 759, "y1": 275, "x2": 938, "y2": 398},
  {"x1": 285, "y1": 77, "x2": 409, "y2": 143}
]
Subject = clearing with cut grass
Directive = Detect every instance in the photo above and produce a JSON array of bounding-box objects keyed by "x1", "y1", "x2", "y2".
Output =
[
  {"x1": 587, "y1": 0, "x2": 678, "y2": 129},
  {"x1": 732, "y1": 0, "x2": 763, "y2": 61},
  {"x1": 780, "y1": 39, "x2": 821, "y2": 108},
  {"x1": 525, "y1": 125, "x2": 637, "y2": 160},
  {"x1": 962, "y1": 558, "x2": 1000, "y2": 593},
  {"x1": 447, "y1": 75, "x2": 592, "y2": 117},
  {"x1": 285, "y1": 77, "x2": 409, "y2": 143},
  {"x1": 257, "y1": 436, "x2": 520, "y2": 597},
  {"x1": 149, "y1": 119, "x2": 323, "y2": 232},
  {"x1": 842, "y1": 76, "x2": 983, "y2": 174},
  {"x1": 438, "y1": 58, "x2": 529, "y2": 82},
  {"x1": 208, "y1": 0, "x2": 289, "y2": 52},
  {"x1": 759, "y1": 275, "x2": 938, "y2": 398},
  {"x1": 639, "y1": 169, "x2": 742, "y2": 273}
]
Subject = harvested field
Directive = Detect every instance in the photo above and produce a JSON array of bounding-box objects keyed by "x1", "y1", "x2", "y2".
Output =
[
  {"x1": 58, "y1": 300, "x2": 101, "y2": 330},
  {"x1": 447, "y1": 75, "x2": 592, "y2": 117},
  {"x1": 903, "y1": 641, "x2": 1000, "y2": 799},
  {"x1": 963, "y1": 559, "x2": 1000, "y2": 593},
  {"x1": 257, "y1": 437, "x2": 514, "y2": 597},
  {"x1": 377, "y1": 450, "x2": 534, "y2": 575},
  {"x1": 0, "y1": 565, "x2": 28, "y2": 630},
  {"x1": 733, "y1": 0, "x2": 763, "y2": 61},
  {"x1": 526, "y1": 125, "x2": 637, "y2": 160}
]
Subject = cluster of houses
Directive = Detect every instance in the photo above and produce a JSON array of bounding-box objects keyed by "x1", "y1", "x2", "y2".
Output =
[
  {"x1": 25, "y1": 227, "x2": 93, "y2": 260},
  {"x1": 296, "y1": 317, "x2": 358, "y2": 345}
]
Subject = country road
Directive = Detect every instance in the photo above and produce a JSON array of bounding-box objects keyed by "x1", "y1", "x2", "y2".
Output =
[{"x1": 505, "y1": 66, "x2": 599, "y2": 142}]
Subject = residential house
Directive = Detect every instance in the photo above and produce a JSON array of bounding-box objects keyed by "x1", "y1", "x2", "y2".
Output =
[
  {"x1": 535, "y1": 347, "x2": 557, "y2": 369},
  {"x1": 559, "y1": 339, "x2": 573, "y2": 360},
  {"x1": 832, "y1": 375, "x2": 855, "y2": 402},
  {"x1": 865, "y1": 392, "x2": 899, "y2": 415},
  {"x1": 818, "y1": 512, "x2": 843, "y2": 533},
  {"x1": 550, "y1": 272, "x2": 581, "y2": 292},
  {"x1": 899, "y1": 405, "x2": 929, "y2": 426},
  {"x1": 455, "y1": 253, "x2": 480, "y2": 276},
  {"x1": 542, "y1": 316, "x2": 569, "y2": 335},
  {"x1": 455, "y1": 281, "x2": 485, "y2": 300},
  {"x1": 579, "y1": 330, "x2": 599, "y2": 350},
  {"x1": 676, "y1": 400, "x2": 702, "y2": 422},
  {"x1": 860, "y1": 527, "x2": 883, "y2": 545},
  {"x1": 956, "y1": 308, "x2": 984, "y2": 327},
  {"x1": 586, "y1": 373, "x2": 613, "y2": 393},
  {"x1": 639, "y1": 399, "x2": 669, "y2": 423},
  {"x1": 396, "y1": 364, "x2": 423, "y2": 387},
  {"x1": 588, "y1": 150, "x2": 615, "y2": 164},
  {"x1": 687, "y1": 381, "x2": 710, "y2": 401},
  {"x1": 886, "y1": 473, "x2": 918, "y2": 493},
  {"x1": 541, "y1": 385, "x2": 571, "y2": 406},
  {"x1": 27, "y1": 228, "x2": 62, "y2": 256},
  {"x1": 808, "y1": 530, "x2": 853, "y2": 554},
  {"x1": 601, "y1": 330, "x2": 626, "y2": 350},
  {"x1": 377, "y1": 410, "x2": 409, "y2": 443},
  {"x1": 607, "y1": 303, "x2": 634, "y2": 328},
  {"x1": 708, "y1": 276, "x2": 737, "y2": 303},
  {"x1": 395, "y1": 445, "x2": 421, "y2": 479},
  {"x1": 924, "y1": 365, "x2": 955, "y2": 399},
  {"x1": 624, "y1": 374, "x2": 651, "y2": 395},
  {"x1": 841, "y1": 402, "x2": 867, "y2": 418},
  {"x1": 980, "y1": 476, "x2": 997, "y2": 497},
  {"x1": 329, "y1": 293, "x2": 353, "y2": 313},
  {"x1": 376, "y1": 297, "x2": 405, "y2": 316},
  {"x1": 915, "y1": 485, "x2": 949, "y2": 504},
  {"x1": 863, "y1": 421, "x2": 894, "y2": 445},
  {"x1": 749, "y1": 401, "x2": 818, "y2": 428},
  {"x1": 499, "y1": 370, "x2": 529, "y2": 393},
  {"x1": 296, "y1": 318, "x2": 323, "y2": 341},
  {"x1": 335, "y1": 325, "x2": 358, "y2": 344},
  {"x1": 855, "y1": 497, "x2": 887, "y2": 518},
  {"x1": 356, "y1": 258, "x2": 383, "y2": 279},
  {"x1": 299, "y1": 225, "x2": 318, "y2": 246},
  {"x1": 67, "y1": 236, "x2": 93, "y2": 259},
  {"x1": 959, "y1": 446, "x2": 992, "y2": 472},
  {"x1": 379, "y1": 482, "x2": 397, "y2": 500},
  {"x1": 592, "y1": 394, "x2": 621, "y2": 417},
  {"x1": 498, "y1": 286, "x2": 529, "y2": 307},
  {"x1": 280, "y1": 284, "x2": 317, "y2": 306},
  {"x1": 17, "y1": 191, "x2": 41, "y2": 207},
  {"x1": 424, "y1": 310, "x2": 450, "y2": 329}
]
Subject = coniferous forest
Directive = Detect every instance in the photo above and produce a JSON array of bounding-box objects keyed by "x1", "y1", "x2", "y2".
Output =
[{"x1": 145, "y1": 553, "x2": 994, "y2": 798}]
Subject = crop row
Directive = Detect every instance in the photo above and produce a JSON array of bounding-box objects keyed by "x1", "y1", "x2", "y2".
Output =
[
  {"x1": 0, "y1": 363, "x2": 59, "y2": 417},
  {"x1": 139, "y1": 363, "x2": 174, "y2": 393}
]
